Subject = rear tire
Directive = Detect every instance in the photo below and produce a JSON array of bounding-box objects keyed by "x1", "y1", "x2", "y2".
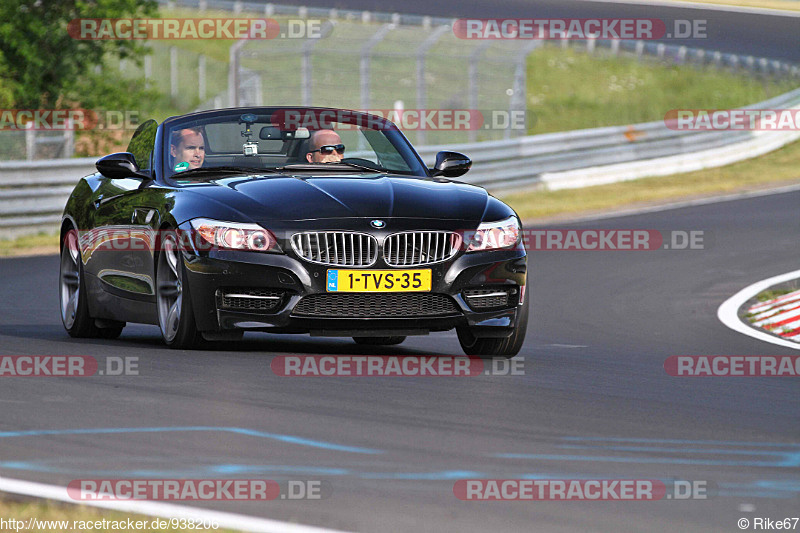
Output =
[
  {"x1": 457, "y1": 295, "x2": 528, "y2": 359},
  {"x1": 60, "y1": 229, "x2": 98, "y2": 338},
  {"x1": 156, "y1": 231, "x2": 202, "y2": 349},
  {"x1": 353, "y1": 336, "x2": 406, "y2": 346}
]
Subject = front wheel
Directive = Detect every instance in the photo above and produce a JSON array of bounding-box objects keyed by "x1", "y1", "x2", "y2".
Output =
[
  {"x1": 457, "y1": 296, "x2": 529, "y2": 359},
  {"x1": 156, "y1": 231, "x2": 201, "y2": 349}
]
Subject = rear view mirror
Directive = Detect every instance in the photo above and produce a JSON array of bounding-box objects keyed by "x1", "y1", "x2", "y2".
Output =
[
  {"x1": 431, "y1": 151, "x2": 472, "y2": 177},
  {"x1": 260, "y1": 126, "x2": 310, "y2": 140},
  {"x1": 96, "y1": 152, "x2": 147, "y2": 179}
]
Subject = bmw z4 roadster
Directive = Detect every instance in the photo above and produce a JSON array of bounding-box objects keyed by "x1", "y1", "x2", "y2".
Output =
[{"x1": 59, "y1": 107, "x2": 528, "y2": 357}]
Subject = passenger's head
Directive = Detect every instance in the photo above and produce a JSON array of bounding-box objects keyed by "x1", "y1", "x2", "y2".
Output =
[
  {"x1": 170, "y1": 127, "x2": 205, "y2": 170},
  {"x1": 306, "y1": 130, "x2": 344, "y2": 163}
]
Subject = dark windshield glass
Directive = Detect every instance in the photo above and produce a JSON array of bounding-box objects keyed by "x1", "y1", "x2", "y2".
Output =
[
  {"x1": 126, "y1": 119, "x2": 158, "y2": 171},
  {"x1": 163, "y1": 109, "x2": 427, "y2": 178}
]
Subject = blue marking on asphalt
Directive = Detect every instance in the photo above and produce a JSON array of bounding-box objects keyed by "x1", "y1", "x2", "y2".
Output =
[
  {"x1": 557, "y1": 444, "x2": 800, "y2": 467},
  {"x1": 562, "y1": 436, "x2": 800, "y2": 448},
  {"x1": 1, "y1": 460, "x2": 798, "y2": 498},
  {"x1": 0, "y1": 427, "x2": 382, "y2": 454},
  {"x1": 358, "y1": 470, "x2": 484, "y2": 480},
  {"x1": 211, "y1": 465, "x2": 350, "y2": 476},
  {"x1": 492, "y1": 437, "x2": 800, "y2": 468},
  {"x1": 494, "y1": 453, "x2": 790, "y2": 468}
]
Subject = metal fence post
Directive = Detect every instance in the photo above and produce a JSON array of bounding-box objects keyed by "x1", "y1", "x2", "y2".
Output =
[
  {"x1": 416, "y1": 24, "x2": 450, "y2": 145},
  {"x1": 360, "y1": 24, "x2": 394, "y2": 111},
  {"x1": 63, "y1": 124, "x2": 74, "y2": 158},
  {"x1": 25, "y1": 127, "x2": 35, "y2": 161},
  {"x1": 301, "y1": 20, "x2": 335, "y2": 106},
  {"x1": 198, "y1": 54, "x2": 206, "y2": 101},
  {"x1": 468, "y1": 41, "x2": 492, "y2": 143},
  {"x1": 170, "y1": 46, "x2": 178, "y2": 98},
  {"x1": 228, "y1": 39, "x2": 247, "y2": 107},
  {"x1": 510, "y1": 41, "x2": 540, "y2": 139}
]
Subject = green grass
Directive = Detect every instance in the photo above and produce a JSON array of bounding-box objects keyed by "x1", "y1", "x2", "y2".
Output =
[
  {"x1": 525, "y1": 47, "x2": 798, "y2": 135},
  {"x1": 0, "y1": 232, "x2": 59, "y2": 256},
  {"x1": 757, "y1": 289, "x2": 796, "y2": 302}
]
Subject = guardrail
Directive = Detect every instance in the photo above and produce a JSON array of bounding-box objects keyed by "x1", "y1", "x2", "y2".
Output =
[
  {"x1": 417, "y1": 86, "x2": 800, "y2": 191},
  {"x1": 3, "y1": 86, "x2": 800, "y2": 238}
]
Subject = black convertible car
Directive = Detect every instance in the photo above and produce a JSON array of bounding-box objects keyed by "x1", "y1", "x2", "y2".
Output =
[{"x1": 59, "y1": 107, "x2": 528, "y2": 357}]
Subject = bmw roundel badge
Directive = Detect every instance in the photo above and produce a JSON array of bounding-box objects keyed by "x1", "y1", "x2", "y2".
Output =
[{"x1": 370, "y1": 220, "x2": 386, "y2": 229}]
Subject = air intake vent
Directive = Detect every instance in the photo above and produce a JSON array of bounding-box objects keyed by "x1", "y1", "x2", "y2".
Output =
[
  {"x1": 217, "y1": 288, "x2": 285, "y2": 312},
  {"x1": 463, "y1": 288, "x2": 513, "y2": 310},
  {"x1": 291, "y1": 232, "x2": 378, "y2": 267},
  {"x1": 383, "y1": 231, "x2": 461, "y2": 267},
  {"x1": 292, "y1": 293, "x2": 459, "y2": 318}
]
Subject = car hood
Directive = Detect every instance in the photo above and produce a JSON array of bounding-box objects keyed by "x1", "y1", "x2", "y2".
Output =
[{"x1": 179, "y1": 173, "x2": 490, "y2": 222}]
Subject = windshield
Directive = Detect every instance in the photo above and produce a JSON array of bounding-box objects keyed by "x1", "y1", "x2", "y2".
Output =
[{"x1": 162, "y1": 108, "x2": 428, "y2": 179}]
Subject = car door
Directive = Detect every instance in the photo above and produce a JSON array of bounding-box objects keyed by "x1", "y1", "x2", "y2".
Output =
[{"x1": 86, "y1": 120, "x2": 160, "y2": 320}]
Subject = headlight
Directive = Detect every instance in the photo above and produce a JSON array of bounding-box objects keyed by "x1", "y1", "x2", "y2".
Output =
[
  {"x1": 466, "y1": 216, "x2": 520, "y2": 252},
  {"x1": 190, "y1": 218, "x2": 281, "y2": 253}
]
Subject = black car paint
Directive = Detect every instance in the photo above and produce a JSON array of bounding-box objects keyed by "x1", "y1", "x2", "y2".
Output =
[{"x1": 61, "y1": 108, "x2": 527, "y2": 339}]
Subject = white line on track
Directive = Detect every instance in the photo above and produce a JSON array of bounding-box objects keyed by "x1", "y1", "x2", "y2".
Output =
[
  {"x1": 0, "y1": 476, "x2": 355, "y2": 533},
  {"x1": 717, "y1": 269, "x2": 800, "y2": 351}
]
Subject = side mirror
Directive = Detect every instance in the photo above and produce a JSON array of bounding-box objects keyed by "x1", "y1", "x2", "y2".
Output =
[
  {"x1": 96, "y1": 152, "x2": 146, "y2": 179},
  {"x1": 431, "y1": 151, "x2": 472, "y2": 177}
]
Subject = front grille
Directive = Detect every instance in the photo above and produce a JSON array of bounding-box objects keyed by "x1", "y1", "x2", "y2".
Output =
[
  {"x1": 291, "y1": 293, "x2": 459, "y2": 318},
  {"x1": 217, "y1": 288, "x2": 285, "y2": 312},
  {"x1": 291, "y1": 231, "x2": 378, "y2": 267},
  {"x1": 383, "y1": 231, "x2": 461, "y2": 267},
  {"x1": 463, "y1": 288, "x2": 512, "y2": 310}
]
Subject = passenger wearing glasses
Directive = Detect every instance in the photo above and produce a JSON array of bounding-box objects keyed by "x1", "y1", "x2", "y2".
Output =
[{"x1": 305, "y1": 129, "x2": 345, "y2": 163}]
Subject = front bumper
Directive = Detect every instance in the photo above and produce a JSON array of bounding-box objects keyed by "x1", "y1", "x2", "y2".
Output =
[{"x1": 179, "y1": 226, "x2": 527, "y2": 338}]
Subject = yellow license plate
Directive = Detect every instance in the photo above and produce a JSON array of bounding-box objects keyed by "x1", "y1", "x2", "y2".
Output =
[{"x1": 326, "y1": 269, "x2": 432, "y2": 292}]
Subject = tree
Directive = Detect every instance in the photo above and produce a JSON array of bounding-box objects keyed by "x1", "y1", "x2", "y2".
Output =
[{"x1": 0, "y1": 0, "x2": 158, "y2": 109}]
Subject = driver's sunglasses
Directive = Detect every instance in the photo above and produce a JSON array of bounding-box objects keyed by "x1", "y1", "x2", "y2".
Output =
[{"x1": 310, "y1": 143, "x2": 345, "y2": 155}]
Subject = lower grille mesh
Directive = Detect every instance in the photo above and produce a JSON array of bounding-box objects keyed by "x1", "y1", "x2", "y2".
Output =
[
  {"x1": 292, "y1": 293, "x2": 459, "y2": 318},
  {"x1": 463, "y1": 288, "x2": 511, "y2": 310},
  {"x1": 218, "y1": 289, "x2": 285, "y2": 312}
]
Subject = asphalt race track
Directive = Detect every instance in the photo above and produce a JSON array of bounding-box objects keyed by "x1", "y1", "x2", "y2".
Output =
[
  {"x1": 273, "y1": 0, "x2": 800, "y2": 62},
  {"x1": 0, "y1": 189, "x2": 798, "y2": 532}
]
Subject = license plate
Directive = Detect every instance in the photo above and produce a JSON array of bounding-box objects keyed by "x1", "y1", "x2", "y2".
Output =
[{"x1": 326, "y1": 269, "x2": 432, "y2": 292}]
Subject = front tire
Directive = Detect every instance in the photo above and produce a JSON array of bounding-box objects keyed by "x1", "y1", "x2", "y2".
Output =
[
  {"x1": 156, "y1": 231, "x2": 201, "y2": 349},
  {"x1": 457, "y1": 295, "x2": 529, "y2": 359}
]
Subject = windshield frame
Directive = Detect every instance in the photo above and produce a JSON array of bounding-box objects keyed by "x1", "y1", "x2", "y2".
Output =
[{"x1": 159, "y1": 107, "x2": 430, "y2": 184}]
